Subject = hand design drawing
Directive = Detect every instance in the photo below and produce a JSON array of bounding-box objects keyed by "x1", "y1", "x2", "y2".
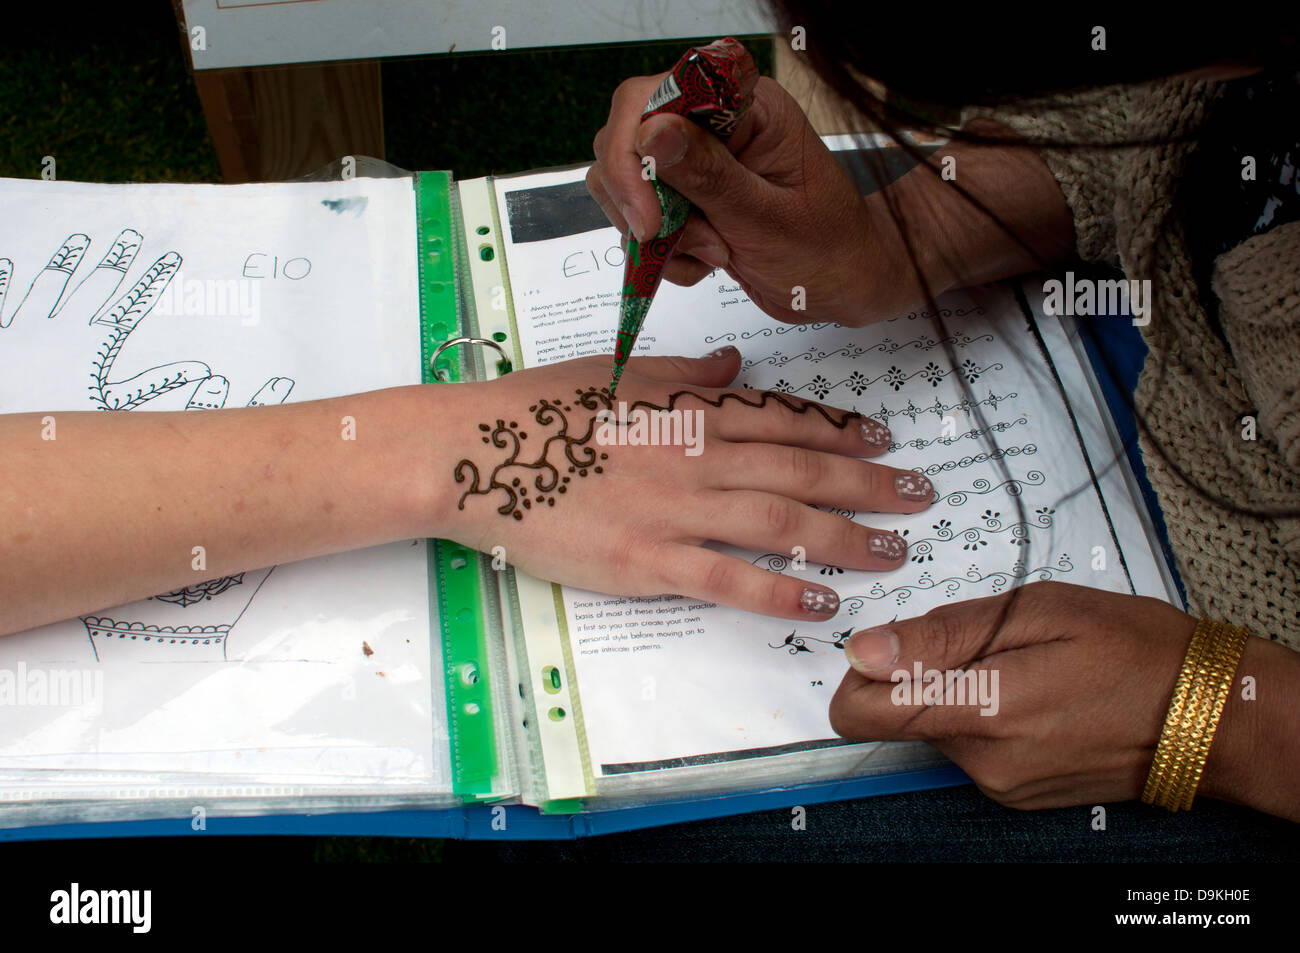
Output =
[{"x1": 0, "y1": 229, "x2": 295, "y2": 659}]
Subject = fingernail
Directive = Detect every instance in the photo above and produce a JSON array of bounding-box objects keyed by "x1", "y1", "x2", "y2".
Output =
[
  {"x1": 800, "y1": 588, "x2": 839, "y2": 615},
  {"x1": 868, "y1": 531, "x2": 907, "y2": 562},
  {"x1": 846, "y1": 626, "x2": 900, "y2": 674},
  {"x1": 703, "y1": 345, "x2": 738, "y2": 360},
  {"x1": 895, "y1": 472, "x2": 934, "y2": 502},
  {"x1": 680, "y1": 236, "x2": 730, "y2": 268},
  {"x1": 621, "y1": 203, "x2": 648, "y2": 244},
  {"x1": 639, "y1": 117, "x2": 687, "y2": 166},
  {"x1": 860, "y1": 418, "x2": 890, "y2": 448}
]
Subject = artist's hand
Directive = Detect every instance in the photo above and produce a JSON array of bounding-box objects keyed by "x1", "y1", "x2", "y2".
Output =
[
  {"x1": 588, "y1": 75, "x2": 907, "y2": 326},
  {"x1": 830, "y1": 582, "x2": 1208, "y2": 809},
  {"x1": 435, "y1": 348, "x2": 936, "y2": 620}
]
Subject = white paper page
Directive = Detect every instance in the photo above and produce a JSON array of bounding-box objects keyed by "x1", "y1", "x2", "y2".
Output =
[
  {"x1": 0, "y1": 178, "x2": 449, "y2": 792},
  {"x1": 492, "y1": 167, "x2": 1173, "y2": 778}
]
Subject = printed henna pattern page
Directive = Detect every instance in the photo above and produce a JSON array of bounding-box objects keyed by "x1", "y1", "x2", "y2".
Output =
[
  {"x1": 493, "y1": 167, "x2": 1173, "y2": 778},
  {"x1": 0, "y1": 178, "x2": 450, "y2": 799}
]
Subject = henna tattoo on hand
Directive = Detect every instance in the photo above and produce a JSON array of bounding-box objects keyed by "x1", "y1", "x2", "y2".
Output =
[
  {"x1": 455, "y1": 388, "x2": 608, "y2": 521},
  {"x1": 454, "y1": 385, "x2": 862, "y2": 521}
]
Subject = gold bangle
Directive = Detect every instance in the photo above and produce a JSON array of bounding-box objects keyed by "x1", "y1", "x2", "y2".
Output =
[
  {"x1": 1169, "y1": 619, "x2": 1225, "y2": 809},
  {"x1": 1142, "y1": 618, "x2": 1211, "y2": 807},
  {"x1": 1142, "y1": 618, "x2": 1249, "y2": 811},
  {"x1": 1176, "y1": 623, "x2": 1249, "y2": 810}
]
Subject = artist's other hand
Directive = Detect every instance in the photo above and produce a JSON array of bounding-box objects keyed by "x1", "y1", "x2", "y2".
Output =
[
  {"x1": 589, "y1": 75, "x2": 906, "y2": 326},
  {"x1": 830, "y1": 582, "x2": 1226, "y2": 809},
  {"x1": 434, "y1": 349, "x2": 935, "y2": 620}
]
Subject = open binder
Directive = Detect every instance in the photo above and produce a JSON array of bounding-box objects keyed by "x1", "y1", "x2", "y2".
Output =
[{"x1": 0, "y1": 145, "x2": 1181, "y2": 839}]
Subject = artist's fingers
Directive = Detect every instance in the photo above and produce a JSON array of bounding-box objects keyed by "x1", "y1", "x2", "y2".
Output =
[
  {"x1": 585, "y1": 163, "x2": 630, "y2": 235},
  {"x1": 673, "y1": 214, "x2": 731, "y2": 270},
  {"x1": 617, "y1": 348, "x2": 741, "y2": 388},
  {"x1": 662, "y1": 256, "x2": 716, "y2": 287},
  {"x1": 616, "y1": 217, "x2": 720, "y2": 285},
  {"x1": 829, "y1": 590, "x2": 1043, "y2": 741},
  {"x1": 845, "y1": 583, "x2": 1103, "y2": 682},
  {"x1": 683, "y1": 387, "x2": 892, "y2": 459},
  {"x1": 706, "y1": 443, "x2": 932, "y2": 516},
  {"x1": 635, "y1": 114, "x2": 774, "y2": 235},
  {"x1": 592, "y1": 167, "x2": 727, "y2": 283},
  {"x1": 727, "y1": 77, "x2": 826, "y2": 184},
  {"x1": 691, "y1": 488, "x2": 908, "y2": 571},
  {"x1": 594, "y1": 73, "x2": 672, "y2": 242},
  {"x1": 652, "y1": 541, "x2": 843, "y2": 621}
]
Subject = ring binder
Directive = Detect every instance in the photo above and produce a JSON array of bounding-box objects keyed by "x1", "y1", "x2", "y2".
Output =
[
  {"x1": 430, "y1": 336, "x2": 512, "y2": 381},
  {"x1": 418, "y1": 172, "x2": 502, "y2": 797}
]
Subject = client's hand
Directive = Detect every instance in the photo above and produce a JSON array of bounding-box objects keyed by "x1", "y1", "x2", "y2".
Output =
[{"x1": 433, "y1": 348, "x2": 935, "y2": 620}]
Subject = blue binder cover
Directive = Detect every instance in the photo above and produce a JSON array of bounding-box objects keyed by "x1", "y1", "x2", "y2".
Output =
[{"x1": 0, "y1": 764, "x2": 970, "y2": 841}]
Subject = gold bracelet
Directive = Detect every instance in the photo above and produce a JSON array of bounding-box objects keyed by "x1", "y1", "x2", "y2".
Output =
[
  {"x1": 1142, "y1": 618, "x2": 1250, "y2": 811},
  {"x1": 1142, "y1": 618, "x2": 1212, "y2": 808},
  {"x1": 1175, "y1": 622, "x2": 1249, "y2": 810}
]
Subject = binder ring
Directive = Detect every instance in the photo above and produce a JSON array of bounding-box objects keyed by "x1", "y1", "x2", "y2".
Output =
[{"x1": 430, "y1": 336, "x2": 511, "y2": 381}]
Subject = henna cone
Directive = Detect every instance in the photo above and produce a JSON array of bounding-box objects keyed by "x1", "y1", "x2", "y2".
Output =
[{"x1": 609, "y1": 38, "x2": 758, "y2": 396}]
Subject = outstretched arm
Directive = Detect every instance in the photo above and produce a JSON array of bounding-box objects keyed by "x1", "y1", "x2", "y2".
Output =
[
  {"x1": 1, "y1": 383, "x2": 450, "y2": 635},
  {"x1": 1, "y1": 352, "x2": 940, "y2": 636}
]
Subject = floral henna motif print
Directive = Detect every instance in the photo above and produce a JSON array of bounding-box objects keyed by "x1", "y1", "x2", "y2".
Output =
[{"x1": 455, "y1": 386, "x2": 863, "y2": 521}]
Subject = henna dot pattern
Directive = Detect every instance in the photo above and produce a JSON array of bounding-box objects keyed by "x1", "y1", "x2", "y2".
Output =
[{"x1": 455, "y1": 386, "x2": 862, "y2": 520}]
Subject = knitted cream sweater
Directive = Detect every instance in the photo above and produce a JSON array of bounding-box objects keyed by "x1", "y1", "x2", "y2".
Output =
[{"x1": 974, "y1": 78, "x2": 1299, "y2": 650}]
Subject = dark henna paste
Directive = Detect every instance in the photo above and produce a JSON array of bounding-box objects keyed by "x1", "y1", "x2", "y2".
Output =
[{"x1": 455, "y1": 386, "x2": 861, "y2": 520}]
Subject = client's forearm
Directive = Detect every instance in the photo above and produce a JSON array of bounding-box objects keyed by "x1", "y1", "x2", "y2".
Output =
[{"x1": 0, "y1": 385, "x2": 457, "y2": 636}]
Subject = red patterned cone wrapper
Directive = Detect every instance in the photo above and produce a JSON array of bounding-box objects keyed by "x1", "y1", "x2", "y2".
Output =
[{"x1": 609, "y1": 37, "x2": 758, "y2": 395}]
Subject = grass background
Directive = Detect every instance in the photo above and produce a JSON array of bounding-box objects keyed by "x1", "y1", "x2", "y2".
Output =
[
  {"x1": 0, "y1": 2, "x2": 769, "y2": 862},
  {"x1": 0, "y1": 3, "x2": 771, "y2": 182}
]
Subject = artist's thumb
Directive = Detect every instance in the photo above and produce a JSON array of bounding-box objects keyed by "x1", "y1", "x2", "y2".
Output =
[
  {"x1": 843, "y1": 596, "x2": 1018, "y2": 681},
  {"x1": 619, "y1": 346, "x2": 741, "y2": 386},
  {"x1": 635, "y1": 114, "x2": 770, "y2": 230}
]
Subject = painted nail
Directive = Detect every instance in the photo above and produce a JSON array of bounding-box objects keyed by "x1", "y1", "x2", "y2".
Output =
[
  {"x1": 845, "y1": 626, "x2": 900, "y2": 674},
  {"x1": 860, "y1": 418, "x2": 890, "y2": 448},
  {"x1": 895, "y1": 472, "x2": 934, "y2": 502},
  {"x1": 704, "y1": 345, "x2": 739, "y2": 360},
  {"x1": 868, "y1": 531, "x2": 907, "y2": 561},
  {"x1": 800, "y1": 588, "x2": 839, "y2": 615}
]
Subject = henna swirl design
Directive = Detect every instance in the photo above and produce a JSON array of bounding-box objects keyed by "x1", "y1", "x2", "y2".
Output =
[{"x1": 455, "y1": 386, "x2": 862, "y2": 521}]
